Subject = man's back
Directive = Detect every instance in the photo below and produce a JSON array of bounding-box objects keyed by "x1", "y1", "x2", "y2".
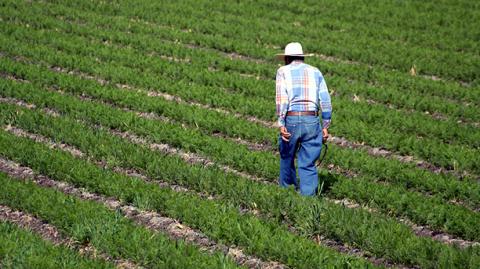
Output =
[{"x1": 276, "y1": 61, "x2": 331, "y2": 129}]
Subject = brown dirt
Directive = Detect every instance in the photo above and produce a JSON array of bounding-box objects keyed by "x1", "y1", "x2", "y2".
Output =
[
  {"x1": 108, "y1": 128, "x2": 273, "y2": 185},
  {"x1": 328, "y1": 136, "x2": 478, "y2": 181},
  {"x1": 0, "y1": 204, "x2": 138, "y2": 268},
  {"x1": 8, "y1": 126, "x2": 478, "y2": 269},
  {"x1": 2, "y1": 93, "x2": 479, "y2": 252},
  {"x1": 1, "y1": 127, "x2": 407, "y2": 268},
  {"x1": 0, "y1": 156, "x2": 283, "y2": 269},
  {"x1": 42, "y1": 66, "x2": 479, "y2": 180}
]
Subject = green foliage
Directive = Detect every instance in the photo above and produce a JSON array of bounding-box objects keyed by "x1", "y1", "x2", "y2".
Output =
[
  {"x1": 0, "y1": 101, "x2": 478, "y2": 268},
  {"x1": 0, "y1": 1, "x2": 479, "y2": 268},
  {"x1": 0, "y1": 172, "x2": 240, "y2": 269},
  {"x1": 0, "y1": 130, "x2": 375, "y2": 269},
  {"x1": 0, "y1": 9, "x2": 478, "y2": 175},
  {"x1": 0, "y1": 221, "x2": 114, "y2": 269},
  {"x1": 49, "y1": 0, "x2": 480, "y2": 83},
  {"x1": 1, "y1": 72, "x2": 479, "y2": 242}
]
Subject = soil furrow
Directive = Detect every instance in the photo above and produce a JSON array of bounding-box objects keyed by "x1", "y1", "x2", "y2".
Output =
[
  {"x1": 108, "y1": 128, "x2": 272, "y2": 185},
  {"x1": 328, "y1": 136, "x2": 478, "y2": 181},
  {"x1": 4, "y1": 125, "x2": 218, "y2": 201},
  {"x1": 98, "y1": 128, "x2": 480, "y2": 250},
  {"x1": 175, "y1": 30, "x2": 467, "y2": 86},
  {"x1": 3, "y1": 125, "x2": 409, "y2": 269},
  {"x1": 0, "y1": 156, "x2": 284, "y2": 269},
  {"x1": 0, "y1": 204, "x2": 138, "y2": 269},
  {"x1": 48, "y1": 64, "x2": 278, "y2": 129},
  {"x1": 33, "y1": 64, "x2": 479, "y2": 180},
  {"x1": 5, "y1": 125, "x2": 84, "y2": 157},
  {"x1": 2, "y1": 81, "x2": 480, "y2": 211},
  {"x1": 1, "y1": 95, "x2": 478, "y2": 250}
]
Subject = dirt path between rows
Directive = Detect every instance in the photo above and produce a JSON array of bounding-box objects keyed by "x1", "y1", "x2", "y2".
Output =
[
  {"x1": 2, "y1": 126, "x2": 414, "y2": 269},
  {"x1": 2, "y1": 55, "x2": 478, "y2": 182},
  {"x1": 2, "y1": 94, "x2": 479, "y2": 249},
  {"x1": 0, "y1": 195, "x2": 138, "y2": 269},
  {"x1": 40, "y1": 64, "x2": 480, "y2": 181},
  {"x1": 0, "y1": 156, "x2": 284, "y2": 269},
  {"x1": 5, "y1": 120, "x2": 478, "y2": 260}
]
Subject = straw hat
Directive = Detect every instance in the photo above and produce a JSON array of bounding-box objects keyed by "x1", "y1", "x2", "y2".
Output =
[{"x1": 276, "y1": 42, "x2": 310, "y2": 60}]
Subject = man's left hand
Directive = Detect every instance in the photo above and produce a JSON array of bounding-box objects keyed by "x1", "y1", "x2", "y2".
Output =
[{"x1": 322, "y1": 128, "x2": 329, "y2": 143}]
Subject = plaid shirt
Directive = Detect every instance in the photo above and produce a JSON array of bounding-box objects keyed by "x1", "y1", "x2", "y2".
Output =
[{"x1": 276, "y1": 60, "x2": 332, "y2": 129}]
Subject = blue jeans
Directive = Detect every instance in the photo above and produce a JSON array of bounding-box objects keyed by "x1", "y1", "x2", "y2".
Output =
[{"x1": 279, "y1": 115, "x2": 322, "y2": 196}]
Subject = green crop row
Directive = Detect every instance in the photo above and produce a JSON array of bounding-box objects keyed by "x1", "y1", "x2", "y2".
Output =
[
  {"x1": 0, "y1": 21, "x2": 478, "y2": 177},
  {"x1": 0, "y1": 103, "x2": 475, "y2": 269},
  {"x1": 0, "y1": 219, "x2": 114, "y2": 268},
  {"x1": 29, "y1": 5, "x2": 480, "y2": 127},
  {"x1": 42, "y1": 0, "x2": 480, "y2": 82},
  {"x1": 3, "y1": 0, "x2": 479, "y2": 122},
  {"x1": 0, "y1": 128, "x2": 378, "y2": 269},
  {"x1": 3, "y1": 1, "x2": 480, "y2": 128},
  {"x1": 186, "y1": 0, "x2": 480, "y2": 55},
  {"x1": 1, "y1": 86, "x2": 479, "y2": 268},
  {"x1": 0, "y1": 55, "x2": 276, "y2": 144},
  {"x1": 0, "y1": 171, "x2": 241, "y2": 269},
  {"x1": 58, "y1": 0, "x2": 480, "y2": 104},
  {"x1": 42, "y1": 0, "x2": 480, "y2": 97},
  {"x1": 2, "y1": 55, "x2": 480, "y2": 214},
  {"x1": 61, "y1": 1, "x2": 480, "y2": 105},
  {"x1": 1, "y1": 74, "x2": 479, "y2": 242}
]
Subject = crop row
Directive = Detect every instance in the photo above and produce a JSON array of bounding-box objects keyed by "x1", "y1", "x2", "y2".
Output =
[
  {"x1": 3, "y1": 0, "x2": 479, "y2": 118},
  {"x1": 1, "y1": 21, "x2": 478, "y2": 177},
  {"x1": 1, "y1": 43, "x2": 478, "y2": 182},
  {"x1": 48, "y1": 0, "x2": 480, "y2": 96},
  {"x1": 0, "y1": 155, "x2": 285, "y2": 269},
  {"x1": 1, "y1": 55, "x2": 479, "y2": 213},
  {"x1": 2, "y1": 64, "x2": 480, "y2": 241},
  {"x1": 191, "y1": 0, "x2": 480, "y2": 56},
  {"x1": 68, "y1": 1, "x2": 478, "y2": 105},
  {"x1": 3, "y1": 43, "x2": 480, "y2": 199},
  {"x1": 0, "y1": 169, "x2": 244, "y2": 269},
  {"x1": 42, "y1": 0, "x2": 480, "y2": 82},
  {"x1": 4, "y1": 6, "x2": 478, "y2": 147},
  {"x1": 0, "y1": 124, "x2": 379, "y2": 269},
  {"x1": 61, "y1": 1, "x2": 480, "y2": 106},
  {"x1": 1, "y1": 84, "x2": 479, "y2": 268},
  {"x1": 13, "y1": 1, "x2": 480, "y2": 120},
  {"x1": 0, "y1": 217, "x2": 114, "y2": 268},
  {"x1": 0, "y1": 102, "x2": 476, "y2": 268}
]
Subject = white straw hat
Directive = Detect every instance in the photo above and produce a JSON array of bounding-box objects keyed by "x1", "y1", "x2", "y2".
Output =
[{"x1": 276, "y1": 42, "x2": 310, "y2": 60}]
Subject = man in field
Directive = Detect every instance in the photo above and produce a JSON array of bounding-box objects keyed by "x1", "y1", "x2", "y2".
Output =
[{"x1": 275, "y1": 42, "x2": 332, "y2": 196}]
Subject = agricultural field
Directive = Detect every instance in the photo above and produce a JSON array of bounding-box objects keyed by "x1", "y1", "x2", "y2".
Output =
[{"x1": 0, "y1": 0, "x2": 479, "y2": 268}]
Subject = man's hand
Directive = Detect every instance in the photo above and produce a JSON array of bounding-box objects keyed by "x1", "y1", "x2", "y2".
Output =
[
  {"x1": 279, "y1": 126, "x2": 291, "y2": 142},
  {"x1": 322, "y1": 128, "x2": 329, "y2": 143}
]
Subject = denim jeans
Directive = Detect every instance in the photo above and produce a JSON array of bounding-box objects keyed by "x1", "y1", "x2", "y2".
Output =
[{"x1": 279, "y1": 115, "x2": 322, "y2": 196}]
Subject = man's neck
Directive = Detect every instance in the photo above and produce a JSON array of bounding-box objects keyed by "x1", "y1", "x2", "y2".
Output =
[{"x1": 290, "y1": 60, "x2": 304, "y2": 65}]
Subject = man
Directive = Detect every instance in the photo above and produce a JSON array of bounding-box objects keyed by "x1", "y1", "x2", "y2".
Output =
[{"x1": 275, "y1": 42, "x2": 332, "y2": 196}]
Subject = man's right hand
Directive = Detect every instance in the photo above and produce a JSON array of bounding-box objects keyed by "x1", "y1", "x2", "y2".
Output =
[{"x1": 280, "y1": 126, "x2": 291, "y2": 142}]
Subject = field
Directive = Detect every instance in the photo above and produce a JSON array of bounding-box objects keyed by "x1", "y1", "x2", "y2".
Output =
[{"x1": 0, "y1": 0, "x2": 479, "y2": 268}]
